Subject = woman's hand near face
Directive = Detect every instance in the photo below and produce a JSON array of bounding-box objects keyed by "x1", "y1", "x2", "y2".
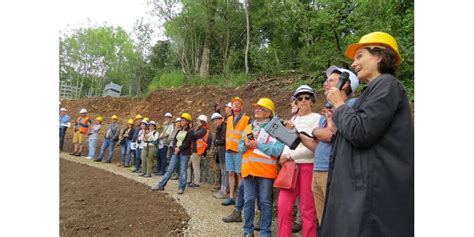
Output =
[{"x1": 327, "y1": 87, "x2": 346, "y2": 109}]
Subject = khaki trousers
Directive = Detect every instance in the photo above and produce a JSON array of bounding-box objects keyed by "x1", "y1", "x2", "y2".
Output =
[
  {"x1": 312, "y1": 171, "x2": 328, "y2": 225},
  {"x1": 187, "y1": 153, "x2": 201, "y2": 184}
]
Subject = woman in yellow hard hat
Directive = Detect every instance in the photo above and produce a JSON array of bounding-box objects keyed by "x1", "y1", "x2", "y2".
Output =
[
  {"x1": 322, "y1": 32, "x2": 414, "y2": 237},
  {"x1": 152, "y1": 113, "x2": 194, "y2": 195},
  {"x1": 119, "y1": 119, "x2": 135, "y2": 167},
  {"x1": 86, "y1": 116, "x2": 103, "y2": 160}
]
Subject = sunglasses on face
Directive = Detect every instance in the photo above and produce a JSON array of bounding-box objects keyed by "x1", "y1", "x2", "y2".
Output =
[
  {"x1": 297, "y1": 95, "x2": 312, "y2": 101},
  {"x1": 255, "y1": 107, "x2": 270, "y2": 113}
]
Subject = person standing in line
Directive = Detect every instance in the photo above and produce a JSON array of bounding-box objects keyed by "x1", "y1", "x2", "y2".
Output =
[
  {"x1": 140, "y1": 121, "x2": 159, "y2": 177},
  {"x1": 211, "y1": 112, "x2": 228, "y2": 199},
  {"x1": 70, "y1": 108, "x2": 91, "y2": 156},
  {"x1": 59, "y1": 108, "x2": 70, "y2": 152},
  {"x1": 187, "y1": 115, "x2": 209, "y2": 188},
  {"x1": 86, "y1": 116, "x2": 103, "y2": 160},
  {"x1": 95, "y1": 115, "x2": 121, "y2": 163},
  {"x1": 156, "y1": 112, "x2": 174, "y2": 175},
  {"x1": 119, "y1": 119, "x2": 135, "y2": 167},
  {"x1": 152, "y1": 113, "x2": 194, "y2": 195}
]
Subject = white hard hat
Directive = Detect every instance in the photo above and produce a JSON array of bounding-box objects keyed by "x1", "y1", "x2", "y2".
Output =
[
  {"x1": 79, "y1": 108, "x2": 87, "y2": 113},
  {"x1": 210, "y1": 112, "x2": 223, "y2": 120},
  {"x1": 225, "y1": 102, "x2": 232, "y2": 108},
  {"x1": 326, "y1": 65, "x2": 359, "y2": 95},
  {"x1": 60, "y1": 108, "x2": 67, "y2": 112},
  {"x1": 164, "y1": 112, "x2": 172, "y2": 117},
  {"x1": 175, "y1": 117, "x2": 182, "y2": 122},
  {"x1": 197, "y1": 115, "x2": 208, "y2": 123},
  {"x1": 149, "y1": 121, "x2": 156, "y2": 126},
  {"x1": 293, "y1": 85, "x2": 315, "y2": 98}
]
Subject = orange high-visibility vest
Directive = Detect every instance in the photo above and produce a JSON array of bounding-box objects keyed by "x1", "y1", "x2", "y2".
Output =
[
  {"x1": 241, "y1": 124, "x2": 278, "y2": 179},
  {"x1": 196, "y1": 128, "x2": 209, "y2": 155},
  {"x1": 225, "y1": 113, "x2": 250, "y2": 152},
  {"x1": 76, "y1": 116, "x2": 91, "y2": 134}
]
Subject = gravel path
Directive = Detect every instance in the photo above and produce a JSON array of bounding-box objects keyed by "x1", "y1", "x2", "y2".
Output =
[{"x1": 60, "y1": 152, "x2": 244, "y2": 236}]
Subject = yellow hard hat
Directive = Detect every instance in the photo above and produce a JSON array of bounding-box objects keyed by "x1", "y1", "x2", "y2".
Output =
[
  {"x1": 111, "y1": 115, "x2": 118, "y2": 120},
  {"x1": 127, "y1": 119, "x2": 134, "y2": 124},
  {"x1": 135, "y1": 114, "x2": 143, "y2": 120},
  {"x1": 254, "y1": 98, "x2": 275, "y2": 114},
  {"x1": 232, "y1": 97, "x2": 244, "y2": 105},
  {"x1": 345, "y1": 32, "x2": 401, "y2": 65},
  {"x1": 181, "y1": 113, "x2": 192, "y2": 122},
  {"x1": 143, "y1": 117, "x2": 150, "y2": 122},
  {"x1": 95, "y1": 116, "x2": 103, "y2": 122}
]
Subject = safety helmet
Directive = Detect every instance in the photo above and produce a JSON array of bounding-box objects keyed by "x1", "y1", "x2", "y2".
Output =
[
  {"x1": 111, "y1": 115, "x2": 118, "y2": 120},
  {"x1": 127, "y1": 119, "x2": 134, "y2": 124},
  {"x1": 345, "y1": 31, "x2": 401, "y2": 65},
  {"x1": 254, "y1": 98, "x2": 275, "y2": 115},
  {"x1": 225, "y1": 102, "x2": 232, "y2": 108},
  {"x1": 149, "y1": 121, "x2": 156, "y2": 126},
  {"x1": 80, "y1": 108, "x2": 87, "y2": 114},
  {"x1": 95, "y1": 116, "x2": 103, "y2": 122},
  {"x1": 60, "y1": 108, "x2": 67, "y2": 112},
  {"x1": 164, "y1": 112, "x2": 172, "y2": 118},
  {"x1": 197, "y1": 115, "x2": 208, "y2": 123},
  {"x1": 143, "y1": 117, "x2": 150, "y2": 122},
  {"x1": 325, "y1": 65, "x2": 360, "y2": 95},
  {"x1": 293, "y1": 85, "x2": 315, "y2": 98},
  {"x1": 210, "y1": 112, "x2": 223, "y2": 121},
  {"x1": 140, "y1": 120, "x2": 149, "y2": 125},
  {"x1": 181, "y1": 113, "x2": 192, "y2": 122},
  {"x1": 175, "y1": 117, "x2": 182, "y2": 122},
  {"x1": 135, "y1": 114, "x2": 143, "y2": 120},
  {"x1": 232, "y1": 97, "x2": 244, "y2": 105}
]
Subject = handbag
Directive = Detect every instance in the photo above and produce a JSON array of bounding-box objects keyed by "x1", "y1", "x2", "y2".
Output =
[{"x1": 273, "y1": 159, "x2": 299, "y2": 190}]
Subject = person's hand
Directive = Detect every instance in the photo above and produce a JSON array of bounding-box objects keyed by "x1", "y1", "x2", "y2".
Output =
[
  {"x1": 327, "y1": 116, "x2": 338, "y2": 134},
  {"x1": 245, "y1": 139, "x2": 258, "y2": 149},
  {"x1": 280, "y1": 154, "x2": 291, "y2": 164},
  {"x1": 321, "y1": 108, "x2": 333, "y2": 119},
  {"x1": 174, "y1": 147, "x2": 180, "y2": 155},
  {"x1": 327, "y1": 87, "x2": 345, "y2": 109},
  {"x1": 284, "y1": 120, "x2": 295, "y2": 129}
]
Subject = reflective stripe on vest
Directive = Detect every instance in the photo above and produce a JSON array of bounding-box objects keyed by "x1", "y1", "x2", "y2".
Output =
[
  {"x1": 225, "y1": 114, "x2": 250, "y2": 152},
  {"x1": 241, "y1": 124, "x2": 278, "y2": 179},
  {"x1": 196, "y1": 128, "x2": 209, "y2": 155}
]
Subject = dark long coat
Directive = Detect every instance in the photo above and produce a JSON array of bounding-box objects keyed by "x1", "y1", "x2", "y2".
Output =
[{"x1": 319, "y1": 74, "x2": 414, "y2": 237}]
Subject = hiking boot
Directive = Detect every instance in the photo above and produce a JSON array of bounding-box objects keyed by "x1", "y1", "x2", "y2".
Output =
[
  {"x1": 93, "y1": 159, "x2": 101, "y2": 162},
  {"x1": 138, "y1": 173, "x2": 145, "y2": 176},
  {"x1": 292, "y1": 222, "x2": 302, "y2": 233},
  {"x1": 222, "y1": 209, "x2": 242, "y2": 223},
  {"x1": 243, "y1": 233, "x2": 254, "y2": 237},
  {"x1": 74, "y1": 152, "x2": 81, "y2": 157},
  {"x1": 170, "y1": 174, "x2": 179, "y2": 180},
  {"x1": 151, "y1": 186, "x2": 164, "y2": 191},
  {"x1": 104, "y1": 160, "x2": 111, "y2": 163},
  {"x1": 222, "y1": 197, "x2": 235, "y2": 206},
  {"x1": 213, "y1": 191, "x2": 226, "y2": 199},
  {"x1": 211, "y1": 186, "x2": 220, "y2": 192},
  {"x1": 177, "y1": 189, "x2": 184, "y2": 195},
  {"x1": 69, "y1": 152, "x2": 76, "y2": 156}
]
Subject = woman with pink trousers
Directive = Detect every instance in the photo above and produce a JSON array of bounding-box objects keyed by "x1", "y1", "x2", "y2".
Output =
[{"x1": 278, "y1": 85, "x2": 321, "y2": 237}]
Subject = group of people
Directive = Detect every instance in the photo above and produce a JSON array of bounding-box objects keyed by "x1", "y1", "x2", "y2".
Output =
[{"x1": 59, "y1": 32, "x2": 414, "y2": 237}]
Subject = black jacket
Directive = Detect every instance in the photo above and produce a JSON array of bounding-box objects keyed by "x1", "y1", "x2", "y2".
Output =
[
  {"x1": 173, "y1": 127, "x2": 194, "y2": 156},
  {"x1": 320, "y1": 74, "x2": 414, "y2": 237},
  {"x1": 214, "y1": 121, "x2": 227, "y2": 146}
]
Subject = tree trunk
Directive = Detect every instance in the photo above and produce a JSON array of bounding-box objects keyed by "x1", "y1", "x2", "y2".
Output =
[
  {"x1": 199, "y1": 0, "x2": 215, "y2": 78},
  {"x1": 244, "y1": 0, "x2": 250, "y2": 75}
]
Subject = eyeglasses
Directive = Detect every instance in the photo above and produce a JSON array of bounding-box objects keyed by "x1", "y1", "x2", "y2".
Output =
[
  {"x1": 297, "y1": 95, "x2": 312, "y2": 101},
  {"x1": 255, "y1": 107, "x2": 270, "y2": 113}
]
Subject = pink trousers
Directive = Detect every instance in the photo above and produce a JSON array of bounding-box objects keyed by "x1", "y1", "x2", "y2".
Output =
[{"x1": 277, "y1": 163, "x2": 317, "y2": 237}]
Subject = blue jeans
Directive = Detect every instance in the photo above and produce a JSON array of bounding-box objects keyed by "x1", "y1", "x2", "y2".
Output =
[
  {"x1": 243, "y1": 176, "x2": 274, "y2": 236},
  {"x1": 156, "y1": 146, "x2": 168, "y2": 174},
  {"x1": 169, "y1": 146, "x2": 180, "y2": 176},
  {"x1": 97, "y1": 138, "x2": 117, "y2": 162},
  {"x1": 236, "y1": 181, "x2": 245, "y2": 211},
  {"x1": 59, "y1": 127, "x2": 67, "y2": 150},
  {"x1": 88, "y1": 137, "x2": 98, "y2": 159},
  {"x1": 135, "y1": 148, "x2": 142, "y2": 170},
  {"x1": 121, "y1": 140, "x2": 132, "y2": 165},
  {"x1": 158, "y1": 153, "x2": 190, "y2": 191}
]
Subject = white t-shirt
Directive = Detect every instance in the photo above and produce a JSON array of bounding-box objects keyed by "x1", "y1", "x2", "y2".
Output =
[{"x1": 281, "y1": 112, "x2": 321, "y2": 164}]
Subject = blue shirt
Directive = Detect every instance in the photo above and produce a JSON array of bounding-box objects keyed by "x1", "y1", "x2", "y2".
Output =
[
  {"x1": 314, "y1": 98, "x2": 357, "y2": 171},
  {"x1": 59, "y1": 114, "x2": 70, "y2": 129},
  {"x1": 238, "y1": 122, "x2": 284, "y2": 158}
]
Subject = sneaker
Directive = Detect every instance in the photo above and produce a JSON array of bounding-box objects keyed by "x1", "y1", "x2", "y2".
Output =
[
  {"x1": 138, "y1": 173, "x2": 145, "y2": 176},
  {"x1": 144, "y1": 174, "x2": 152, "y2": 177},
  {"x1": 222, "y1": 198, "x2": 235, "y2": 206},
  {"x1": 189, "y1": 183, "x2": 199, "y2": 188},
  {"x1": 213, "y1": 191, "x2": 227, "y2": 199},
  {"x1": 222, "y1": 209, "x2": 242, "y2": 223},
  {"x1": 211, "y1": 186, "x2": 220, "y2": 192},
  {"x1": 104, "y1": 160, "x2": 111, "y2": 163},
  {"x1": 85, "y1": 156, "x2": 91, "y2": 160},
  {"x1": 74, "y1": 152, "x2": 81, "y2": 157},
  {"x1": 69, "y1": 152, "x2": 76, "y2": 156},
  {"x1": 94, "y1": 159, "x2": 101, "y2": 162},
  {"x1": 292, "y1": 222, "x2": 302, "y2": 233},
  {"x1": 170, "y1": 174, "x2": 179, "y2": 180},
  {"x1": 177, "y1": 189, "x2": 184, "y2": 195},
  {"x1": 128, "y1": 166, "x2": 137, "y2": 172},
  {"x1": 151, "y1": 186, "x2": 164, "y2": 191},
  {"x1": 243, "y1": 233, "x2": 254, "y2": 237}
]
